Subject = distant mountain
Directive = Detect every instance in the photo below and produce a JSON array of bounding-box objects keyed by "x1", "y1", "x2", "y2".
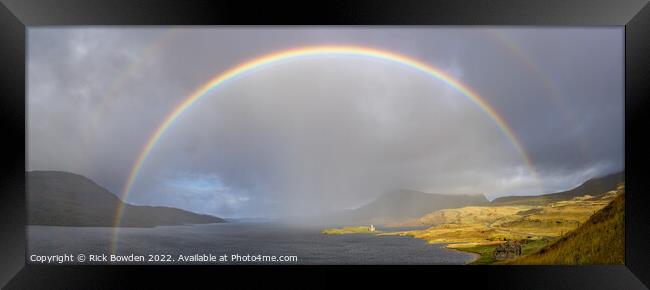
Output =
[
  {"x1": 315, "y1": 189, "x2": 489, "y2": 225},
  {"x1": 491, "y1": 171, "x2": 624, "y2": 206},
  {"x1": 28, "y1": 171, "x2": 225, "y2": 227}
]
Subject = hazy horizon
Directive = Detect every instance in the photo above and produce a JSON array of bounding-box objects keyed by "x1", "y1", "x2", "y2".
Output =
[{"x1": 28, "y1": 27, "x2": 624, "y2": 218}]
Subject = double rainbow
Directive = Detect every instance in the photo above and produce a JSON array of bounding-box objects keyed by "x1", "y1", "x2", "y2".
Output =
[{"x1": 111, "y1": 45, "x2": 538, "y2": 252}]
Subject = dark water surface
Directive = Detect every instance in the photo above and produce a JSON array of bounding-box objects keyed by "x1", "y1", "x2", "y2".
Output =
[{"x1": 27, "y1": 222, "x2": 476, "y2": 265}]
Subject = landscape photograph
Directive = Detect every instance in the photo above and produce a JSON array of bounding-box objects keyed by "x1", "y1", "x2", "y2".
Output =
[{"x1": 27, "y1": 27, "x2": 624, "y2": 265}]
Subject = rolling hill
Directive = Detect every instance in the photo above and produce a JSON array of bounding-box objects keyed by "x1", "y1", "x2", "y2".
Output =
[
  {"x1": 388, "y1": 179, "x2": 625, "y2": 265},
  {"x1": 508, "y1": 190, "x2": 624, "y2": 265},
  {"x1": 28, "y1": 171, "x2": 225, "y2": 227},
  {"x1": 316, "y1": 189, "x2": 489, "y2": 225},
  {"x1": 322, "y1": 172, "x2": 624, "y2": 226},
  {"x1": 491, "y1": 171, "x2": 624, "y2": 206},
  {"x1": 392, "y1": 187, "x2": 621, "y2": 245}
]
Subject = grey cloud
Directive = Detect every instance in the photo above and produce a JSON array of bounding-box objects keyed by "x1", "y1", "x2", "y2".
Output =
[{"x1": 28, "y1": 27, "x2": 624, "y2": 217}]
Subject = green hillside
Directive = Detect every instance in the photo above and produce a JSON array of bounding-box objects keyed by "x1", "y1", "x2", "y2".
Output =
[{"x1": 508, "y1": 191, "x2": 624, "y2": 265}]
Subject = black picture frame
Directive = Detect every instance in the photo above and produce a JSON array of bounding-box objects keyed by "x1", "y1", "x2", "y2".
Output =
[{"x1": 1, "y1": 0, "x2": 648, "y2": 288}]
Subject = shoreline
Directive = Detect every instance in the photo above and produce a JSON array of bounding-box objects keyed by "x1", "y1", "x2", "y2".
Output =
[{"x1": 442, "y1": 244, "x2": 481, "y2": 264}]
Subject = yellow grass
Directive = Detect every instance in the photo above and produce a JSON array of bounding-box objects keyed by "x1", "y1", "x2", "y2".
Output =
[
  {"x1": 323, "y1": 184, "x2": 624, "y2": 265},
  {"x1": 389, "y1": 188, "x2": 619, "y2": 246},
  {"x1": 508, "y1": 192, "x2": 624, "y2": 265},
  {"x1": 321, "y1": 226, "x2": 379, "y2": 235}
]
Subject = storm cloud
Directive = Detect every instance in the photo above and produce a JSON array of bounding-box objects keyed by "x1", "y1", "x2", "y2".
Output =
[{"x1": 28, "y1": 27, "x2": 624, "y2": 218}]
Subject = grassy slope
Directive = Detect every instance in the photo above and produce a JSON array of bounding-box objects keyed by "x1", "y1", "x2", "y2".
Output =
[
  {"x1": 452, "y1": 239, "x2": 554, "y2": 265},
  {"x1": 320, "y1": 174, "x2": 624, "y2": 265},
  {"x1": 393, "y1": 190, "x2": 617, "y2": 245},
  {"x1": 508, "y1": 192, "x2": 624, "y2": 265},
  {"x1": 386, "y1": 184, "x2": 624, "y2": 264}
]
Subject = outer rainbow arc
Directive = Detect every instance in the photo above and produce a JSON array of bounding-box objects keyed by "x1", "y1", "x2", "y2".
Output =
[
  {"x1": 487, "y1": 30, "x2": 590, "y2": 176},
  {"x1": 111, "y1": 45, "x2": 539, "y2": 252}
]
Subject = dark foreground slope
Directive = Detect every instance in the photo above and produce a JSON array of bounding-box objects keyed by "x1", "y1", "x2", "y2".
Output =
[
  {"x1": 491, "y1": 171, "x2": 624, "y2": 206},
  {"x1": 28, "y1": 171, "x2": 225, "y2": 227},
  {"x1": 509, "y1": 190, "x2": 624, "y2": 265}
]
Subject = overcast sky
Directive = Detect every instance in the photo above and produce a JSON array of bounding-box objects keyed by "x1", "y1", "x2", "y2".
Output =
[{"x1": 27, "y1": 27, "x2": 624, "y2": 218}]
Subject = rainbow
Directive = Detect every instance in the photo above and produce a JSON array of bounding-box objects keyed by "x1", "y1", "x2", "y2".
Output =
[
  {"x1": 487, "y1": 30, "x2": 590, "y2": 167},
  {"x1": 111, "y1": 45, "x2": 539, "y2": 252}
]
